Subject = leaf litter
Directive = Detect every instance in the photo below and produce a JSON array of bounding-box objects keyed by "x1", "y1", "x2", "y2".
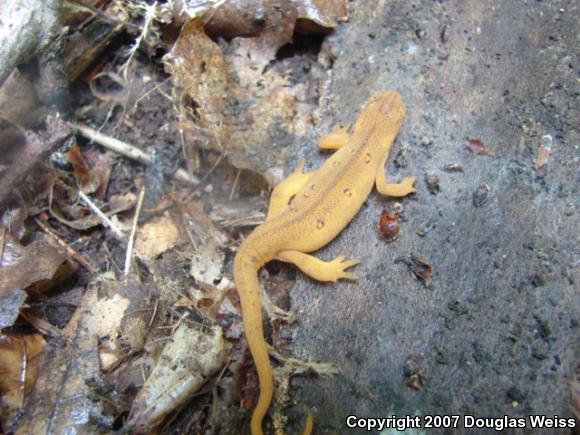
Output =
[{"x1": 0, "y1": 0, "x2": 349, "y2": 433}]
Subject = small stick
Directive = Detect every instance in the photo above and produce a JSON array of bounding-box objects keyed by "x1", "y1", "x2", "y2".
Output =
[
  {"x1": 78, "y1": 191, "x2": 125, "y2": 240},
  {"x1": 34, "y1": 217, "x2": 97, "y2": 275},
  {"x1": 0, "y1": 227, "x2": 5, "y2": 264},
  {"x1": 124, "y1": 187, "x2": 145, "y2": 277},
  {"x1": 76, "y1": 124, "x2": 199, "y2": 185},
  {"x1": 229, "y1": 168, "x2": 241, "y2": 201}
]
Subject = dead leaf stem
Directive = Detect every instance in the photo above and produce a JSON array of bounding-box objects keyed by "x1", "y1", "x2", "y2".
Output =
[
  {"x1": 78, "y1": 191, "x2": 125, "y2": 240},
  {"x1": 124, "y1": 187, "x2": 145, "y2": 277}
]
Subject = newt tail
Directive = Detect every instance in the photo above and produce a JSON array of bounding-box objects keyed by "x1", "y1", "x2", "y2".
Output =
[{"x1": 233, "y1": 242, "x2": 271, "y2": 435}]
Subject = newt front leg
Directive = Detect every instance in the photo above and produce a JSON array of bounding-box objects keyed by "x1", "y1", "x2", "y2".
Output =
[{"x1": 375, "y1": 152, "x2": 417, "y2": 196}]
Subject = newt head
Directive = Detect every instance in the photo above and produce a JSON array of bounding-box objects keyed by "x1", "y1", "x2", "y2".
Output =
[{"x1": 353, "y1": 91, "x2": 406, "y2": 147}]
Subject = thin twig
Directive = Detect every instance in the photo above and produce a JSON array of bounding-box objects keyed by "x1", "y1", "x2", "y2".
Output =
[
  {"x1": 229, "y1": 168, "x2": 241, "y2": 201},
  {"x1": 34, "y1": 217, "x2": 97, "y2": 275},
  {"x1": 124, "y1": 187, "x2": 146, "y2": 277},
  {"x1": 147, "y1": 298, "x2": 159, "y2": 332},
  {"x1": 76, "y1": 124, "x2": 199, "y2": 185},
  {"x1": 0, "y1": 227, "x2": 5, "y2": 264},
  {"x1": 78, "y1": 191, "x2": 125, "y2": 240}
]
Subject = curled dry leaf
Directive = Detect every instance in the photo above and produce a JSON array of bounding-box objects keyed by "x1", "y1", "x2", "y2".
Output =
[
  {"x1": 465, "y1": 138, "x2": 486, "y2": 154},
  {"x1": 295, "y1": 0, "x2": 349, "y2": 34},
  {"x1": 66, "y1": 142, "x2": 101, "y2": 194},
  {"x1": 84, "y1": 149, "x2": 113, "y2": 201},
  {"x1": 49, "y1": 181, "x2": 136, "y2": 231},
  {"x1": 204, "y1": 0, "x2": 277, "y2": 39},
  {"x1": 0, "y1": 333, "x2": 46, "y2": 429},
  {"x1": 465, "y1": 138, "x2": 494, "y2": 156},
  {"x1": 402, "y1": 358, "x2": 426, "y2": 390},
  {"x1": 89, "y1": 71, "x2": 127, "y2": 103},
  {"x1": 395, "y1": 254, "x2": 433, "y2": 287},
  {"x1": 0, "y1": 234, "x2": 68, "y2": 328},
  {"x1": 128, "y1": 324, "x2": 230, "y2": 432}
]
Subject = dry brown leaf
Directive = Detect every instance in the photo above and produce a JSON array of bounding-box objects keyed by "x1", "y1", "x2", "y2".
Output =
[
  {"x1": 0, "y1": 234, "x2": 68, "y2": 328},
  {"x1": 228, "y1": 0, "x2": 296, "y2": 71},
  {"x1": 223, "y1": 38, "x2": 316, "y2": 172},
  {"x1": 0, "y1": 333, "x2": 46, "y2": 428},
  {"x1": 465, "y1": 138, "x2": 495, "y2": 156},
  {"x1": 135, "y1": 214, "x2": 181, "y2": 261},
  {"x1": 395, "y1": 254, "x2": 433, "y2": 287},
  {"x1": 166, "y1": 10, "x2": 318, "y2": 176},
  {"x1": 205, "y1": 0, "x2": 347, "y2": 38},
  {"x1": 128, "y1": 324, "x2": 230, "y2": 432},
  {"x1": 67, "y1": 142, "x2": 101, "y2": 194},
  {"x1": 204, "y1": 0, "x2": 271, "y2": 38},
  {"x1": 82, "y1": 148, "x2": 113, "y2": 201},
  {"x1": 295, "y1": 0, "x2": 349, "y2": 34},
  {"x1": 165, "y1": 18, "x2": 231, "y2": 152}
]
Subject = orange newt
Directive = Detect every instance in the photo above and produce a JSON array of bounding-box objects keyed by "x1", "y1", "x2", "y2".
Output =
[{"x1": 234, "y1": 91, "x2": 416, "y2": 435}]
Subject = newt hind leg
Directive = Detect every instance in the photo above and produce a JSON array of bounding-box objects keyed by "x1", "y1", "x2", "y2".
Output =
[
  {"x1": 267, "y1": 160, "x2": 314, "y2": 221},
  {"x1": 277, "y1": 250, "x2": 360, "y2": 282}
]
